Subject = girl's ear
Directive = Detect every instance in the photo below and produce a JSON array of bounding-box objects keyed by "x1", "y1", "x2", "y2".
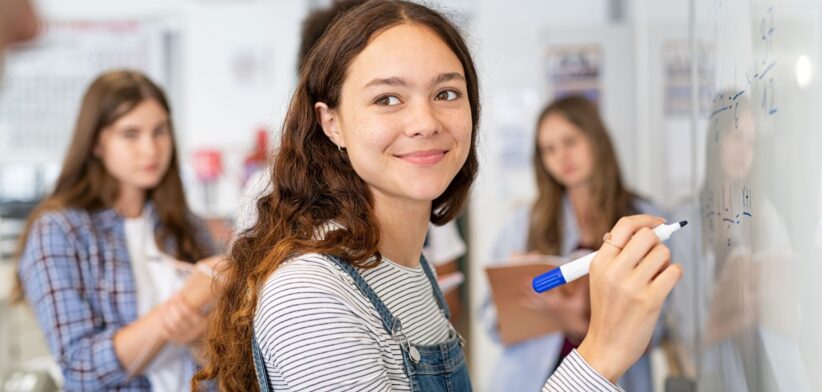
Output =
[{"x1": 315, "y1": 102, "x2": 346, "y2": 149}]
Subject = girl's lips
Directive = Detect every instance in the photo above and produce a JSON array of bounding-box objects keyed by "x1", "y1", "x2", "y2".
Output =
[
  {"x1": 142, "y1": 164, "x2": 160, "y2": 172},
  {"x1": 396, "y1": 149, "x2": 447, "y2": 165}
]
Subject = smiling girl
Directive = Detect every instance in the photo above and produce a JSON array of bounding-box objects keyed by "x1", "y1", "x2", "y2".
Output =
[{"x1": 196, "y1": 2, "x2": 682, "y2": 391}]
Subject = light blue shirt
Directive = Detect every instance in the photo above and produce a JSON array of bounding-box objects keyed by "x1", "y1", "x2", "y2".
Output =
[{"x1": 480, "y1": 196, "x2": 666, "y2": 392}]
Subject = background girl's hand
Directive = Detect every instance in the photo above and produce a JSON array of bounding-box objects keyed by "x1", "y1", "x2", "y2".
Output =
[
  {"x1": 178, "y1": 255, "x2": 227, "y2": 312},
  {"x1": 519, "y1": 277, "x2": 590, "y2": 342},
  {"x1": 159, "y1": 293, "x2": 207, "y2": 346},
  {"x1": 705, "y1": 248, "x2": 759, "y2": 343},
  {"x1": 577, "y1": 214, "x2": 682, "y2": 382}
]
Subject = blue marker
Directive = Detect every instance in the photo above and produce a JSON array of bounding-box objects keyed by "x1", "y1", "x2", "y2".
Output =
[{"x1": 532, "y1": 221, "x2": 688, "y2": 293}]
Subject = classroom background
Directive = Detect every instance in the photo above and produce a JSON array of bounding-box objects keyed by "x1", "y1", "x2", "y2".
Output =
[{"x1": 2, "y1": 0, "x2": 820, "y2": 391}]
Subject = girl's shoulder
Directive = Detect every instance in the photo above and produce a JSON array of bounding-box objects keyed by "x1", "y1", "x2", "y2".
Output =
[
  {"x1": 260, "y1": 253, "x2": 353, "y2": 297},
  {"x1": 29, "y1": 207, "x2": 94, "y2": 234},
  {"x1": 255, "y1": 254, "x2": 371, "y2": 330}
]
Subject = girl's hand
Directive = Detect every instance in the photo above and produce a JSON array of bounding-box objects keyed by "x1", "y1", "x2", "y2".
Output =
[
  {"x1": 577, "y1": 215, "x2": 682, "y2": 382},
  {"x1": 178, "y1": 255, "x2": 227, "y2": 312},
  {"x1": 158, "y1": 293, "x2": 207, "y2": 346},
  {"x1": 519, "y1": 277, "x2": 590, "y2": 342}
]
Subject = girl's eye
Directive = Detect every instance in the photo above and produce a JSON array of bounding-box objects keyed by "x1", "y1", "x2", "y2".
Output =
[
  {"x1": 123, "y1": 130, "x2": 139, "y2": 139},
  {"x1": 435, "y1": 89, "x2": 460, "y2": 101},
  {"x1": 375, "y1": 95, "x2": 401, "y2": 106},
  {"x1": 154, "y1": 126, "x2": 169, "y2": 137}
]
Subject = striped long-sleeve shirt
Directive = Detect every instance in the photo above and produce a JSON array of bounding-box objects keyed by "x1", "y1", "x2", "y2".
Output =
[{"x1": 254, "y1": 253, "x2": 623, "y2": 391}]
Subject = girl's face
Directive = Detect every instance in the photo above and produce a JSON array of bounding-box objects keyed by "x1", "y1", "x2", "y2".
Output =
[
  {"x1": 537, "y1": 113, "x2": 596, "y2": 189},
  {"x1": 720, "y1": 111, "x2": 756, "y2": 181},
  {"x1": 317, "y1": 23, "x2": 472, "y2": 210},
  {"x1": 95, "y1": 98, "x2": 173, "y2": 194}
]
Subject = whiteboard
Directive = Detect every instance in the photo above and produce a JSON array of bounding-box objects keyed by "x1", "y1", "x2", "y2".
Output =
[
  {"x1": 0, "y1": 19, "x2": 176, "y2": 166},
  {"x1": 669, "y1": 0, "x2": 822, "y2": 391}
]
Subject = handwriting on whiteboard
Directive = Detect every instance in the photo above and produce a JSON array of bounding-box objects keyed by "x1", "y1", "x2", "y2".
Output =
[{"x1": 704, "y1": 5, "x2": 776, "y2": 247}]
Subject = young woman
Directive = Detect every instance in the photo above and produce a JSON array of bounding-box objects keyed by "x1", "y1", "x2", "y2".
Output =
[
  {"x1": 482, "y1": 96, "x2": 667, "y2": 392},
  {"x1": 196, "y1": 2, "x2": 681, "y2": 391},
  {"x1": 15, "y1": 70, "x2": 222, "y2": 391},
  {"x1": 667, "y1": 94, "x2": 792, "y2": 391}
]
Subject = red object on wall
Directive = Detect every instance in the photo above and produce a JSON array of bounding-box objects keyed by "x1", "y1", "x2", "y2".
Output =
[
  {"x1": 193, "y1": 149, "x2": 223, "y2": 183},
  {"x1": 242, "y1": 128, "x2": 270, "y2": 185},
  {"x1": 244, "y1": 129, "x2": 268, "y2": 167}
]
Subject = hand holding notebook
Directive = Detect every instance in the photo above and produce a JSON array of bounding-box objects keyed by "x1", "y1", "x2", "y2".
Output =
[{"x1": 485, "y1": 251, "x2": 592, "y2": 345}]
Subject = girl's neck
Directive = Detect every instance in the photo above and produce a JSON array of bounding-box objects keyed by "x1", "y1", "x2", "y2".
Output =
[
  {"x1": 372, "y1": 192, "x2": 430, "y2": 268},
  {"x1": 567, "y1": 184, "x2": 597, "y2": 243},
  {"x1": 115, "y1": 185, "x2": 147, "y2": 218},
  {"x1": 567, "y1": 184, "x2": 593, "y2": 217}
]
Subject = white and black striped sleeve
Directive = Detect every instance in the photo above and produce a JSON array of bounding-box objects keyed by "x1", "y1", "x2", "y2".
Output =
[
  {"x1": 254, "y1": 260, "x2": 395, "y2": 391},
  {"x1": 542, "y1": 350, "x2": 625, "y2": 392}
]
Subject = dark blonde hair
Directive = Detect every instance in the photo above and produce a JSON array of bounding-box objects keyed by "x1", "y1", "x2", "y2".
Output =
[
  {"x1": 194, "y1": 1, "x2": 480, "y2": 390},
  {"x1": 528, "y1": 95, "x2": 635, "y2": 254},
  {"x1": 13, "y1": 70, "x2": 208, "y2": 301}
]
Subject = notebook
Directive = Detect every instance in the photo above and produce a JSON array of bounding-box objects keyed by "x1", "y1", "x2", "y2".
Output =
[{"x1": 485, "y1": 253, "x2": 589, "y2": 345}]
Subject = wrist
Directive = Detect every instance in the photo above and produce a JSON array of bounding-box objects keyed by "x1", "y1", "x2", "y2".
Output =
[
  {"x1": 151, "y1": 300, "x2": 173, "y2": 341},
  {"x1": 576, "y1": 339, "x2": 621, "y2": 383}
]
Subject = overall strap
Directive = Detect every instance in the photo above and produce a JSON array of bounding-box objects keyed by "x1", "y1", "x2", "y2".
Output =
[
  {"x1": 418, "y1": 254, "x2": 451, "y2": 320},
  {"x1": 251, "y1": 335, "x2": 273, "y2": 392},
  {"x1": 328, "y1": 255, "x2": 402, "y2": 335}
]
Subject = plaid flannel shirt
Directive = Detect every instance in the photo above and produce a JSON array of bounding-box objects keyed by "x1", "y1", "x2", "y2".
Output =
[{"x1": 18, "y1": 204, "x2": 217, "y2": 391}]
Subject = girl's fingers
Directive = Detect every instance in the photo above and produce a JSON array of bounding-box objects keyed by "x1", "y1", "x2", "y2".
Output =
[
  {"x1": 162, "y1": 295, "x2": 207, "y2": 337},
  {"x1": 175, "y1": 296, "x2": 199, "y2": 319},
  {"x1": 634, "y1": 244, "x2": 671, "y2": 283},
  {"x1": 598, "y1": 215, "x2": 666, "y2": 260},
  {"x1": 161, "y1": 303, "x2": 181, "y2": 339},
  {"x1": 613, "y1": 228, "x2": 661, "y2": 272},
  {"x1": 649, "y1": 263, "x2": 683, "y2": 305},
  {"x1": 165, "y1": 300, "x2": 183, "y2": 324}
]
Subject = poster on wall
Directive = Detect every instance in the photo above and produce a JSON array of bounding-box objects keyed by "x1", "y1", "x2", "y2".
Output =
[
  {"x1": 545, "y1": 44, "x2": 602, "y2": 103},
  {"x1": 662, "y1": 40, "x2": 715, "y2": 117},
  {"x1": 0, "y1": 20, "x2": 176, "y2": 165}
]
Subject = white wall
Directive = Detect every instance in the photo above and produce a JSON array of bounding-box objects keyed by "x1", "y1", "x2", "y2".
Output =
[{"x1": 33, "y1": 0, "x2": 307, "y2": 217}]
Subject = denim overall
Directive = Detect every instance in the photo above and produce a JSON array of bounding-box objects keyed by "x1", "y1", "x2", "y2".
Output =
[{"x1": 252, "y1": 255, "x2": 472, "y2": 391}]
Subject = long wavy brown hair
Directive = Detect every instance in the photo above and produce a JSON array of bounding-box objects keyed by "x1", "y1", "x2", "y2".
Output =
[
  {"x1": 193, "y1": 1, "x2": 480, "y2": 390},
  {"x1": 528, "y1": 95, "x2": 636, "y2": 254},
  {"x1": 12, "y1": 70, "x2": 208, "y2": 301}
]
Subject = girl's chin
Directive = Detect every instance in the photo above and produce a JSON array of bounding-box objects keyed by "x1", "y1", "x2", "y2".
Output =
[{"x1": 388, "y1": 187, "x2": 451, "y2": 204}]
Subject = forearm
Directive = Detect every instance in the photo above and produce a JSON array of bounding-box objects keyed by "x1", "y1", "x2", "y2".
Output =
[
  {"x1": 179, "y1": 257, "x2": 226, "y2": 312},
  {"x1": 113, "y1": 306, "x2": 168, "y2": 376}
]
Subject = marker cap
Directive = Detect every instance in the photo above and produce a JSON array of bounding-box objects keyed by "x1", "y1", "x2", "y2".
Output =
[{"x1": 532, "y1": 268, "x2": 566, "y2": 293}]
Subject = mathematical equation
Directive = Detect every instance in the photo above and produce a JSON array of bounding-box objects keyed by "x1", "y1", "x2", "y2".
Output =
[
  {"x1": 709, "y1": 6, "x2": 778, "y2": 141},
  {"x1": 703, "y1": 5, "x2": 777, "y2": 247},
  {"x1": 704, "y1": 184, "x2": 754, "y2": 247}
]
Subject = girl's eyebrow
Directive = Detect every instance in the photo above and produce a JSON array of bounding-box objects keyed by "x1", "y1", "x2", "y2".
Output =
[
  {"x1": 364, "y1": 76, "x2": 409, "y2": 89},
  {"x1": 432, "y1": 72, "x2": 465, "y2": 86},
  {"x1": 363, "y1": 72, "x2": 465, "y2": 89}
]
